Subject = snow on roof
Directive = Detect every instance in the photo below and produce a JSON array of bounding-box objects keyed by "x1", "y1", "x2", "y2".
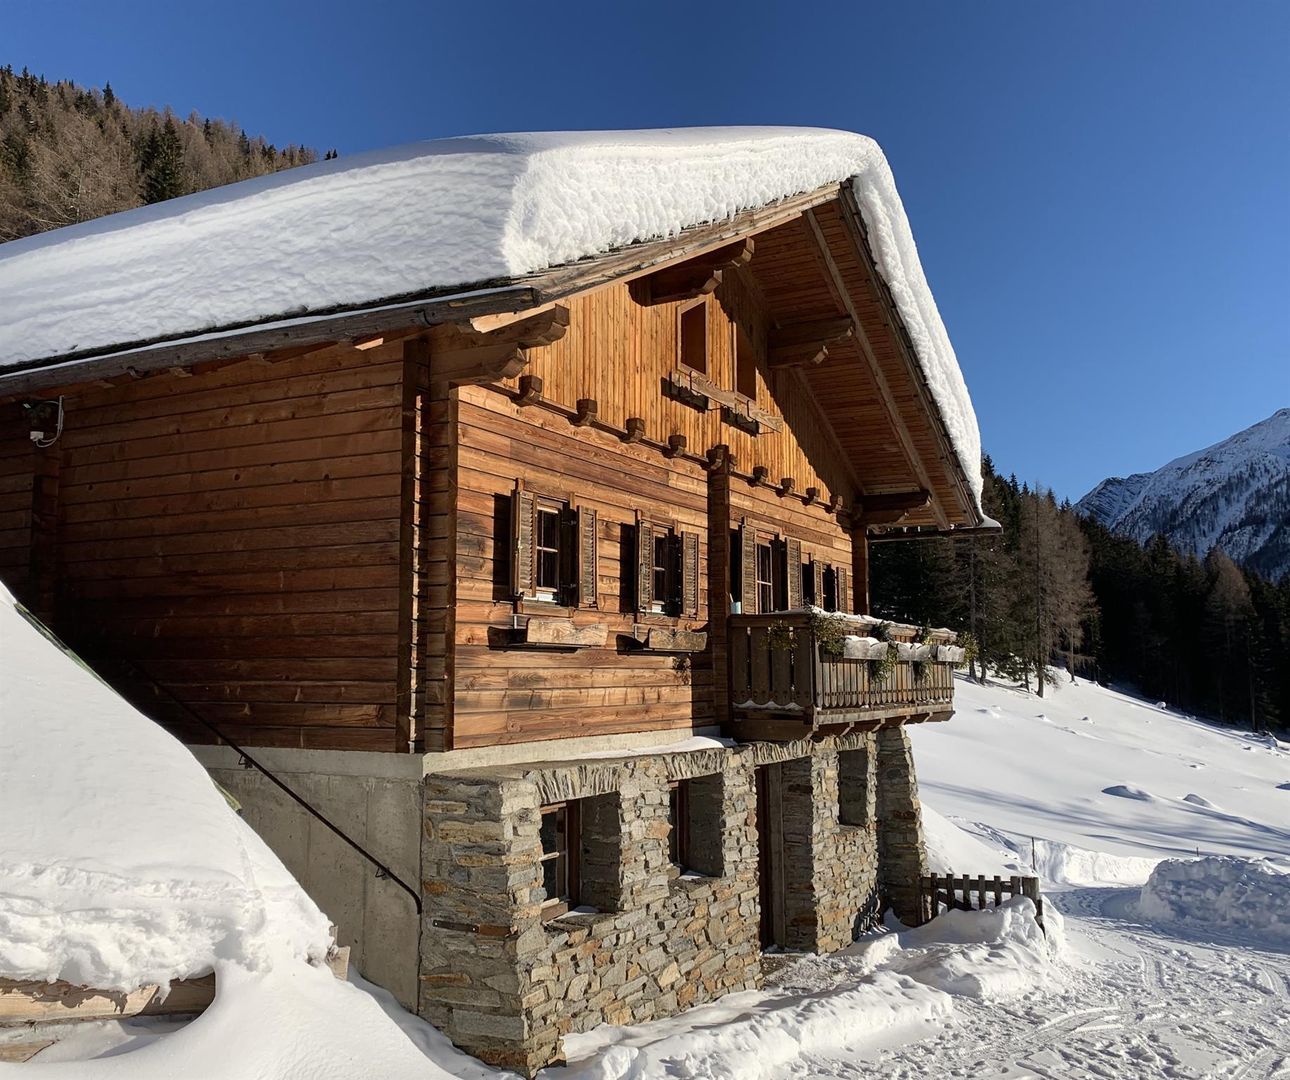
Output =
[
  {"x1": 0, "y1": 126, "x2": 983, "y2": 506},
  {"x1": 0, "y1": 582, "x2": 332, "y2": 991}
]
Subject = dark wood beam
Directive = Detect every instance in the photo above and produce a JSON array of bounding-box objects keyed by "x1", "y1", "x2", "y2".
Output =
[
  {"x1": 425, "y1": 305, "x2": 569, "y2": 386},
  {"x1": 768, "y1": 316, "x2": 854, "y2": 369},
  {"x1": 857, "y1": 489, "x2": 931, "y2": 525},
  {"x1": 631, "y1": 239, "x2": 754, "y2": 305}
]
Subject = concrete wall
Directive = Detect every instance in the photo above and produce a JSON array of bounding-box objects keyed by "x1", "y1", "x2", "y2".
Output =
[{"x1": 194, "y1": 746, "x2": 423, "y2": 1009}]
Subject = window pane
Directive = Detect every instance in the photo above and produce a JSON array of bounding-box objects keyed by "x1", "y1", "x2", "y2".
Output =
[
  {"x1": 537, "y1": 549, "x2": 560, "y2": 590},
  {"x1": 680, "y1": 305, "x2": 707, "y2": 373},
  {"x1": 540, "y1": 807, "x2": 563, "y2": 856},
  {"x1": 542, "y1": 855, "x2": 559, "y2": 897},
  {"x1": 537, "y1": 509, "x2": 561, "y2": 550},
  {"x1": 668, "y1": 785, "x2": 680, "y2": 865}
]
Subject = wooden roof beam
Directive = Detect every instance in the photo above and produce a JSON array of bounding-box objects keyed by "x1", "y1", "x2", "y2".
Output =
[
  {"x1": 801, "y1": 209, "x2": 951, "y2": 530},
  {"x1": 835, "y1": 187, "x2": 978, "y2": 525},
  {"x1": 768, "y1": 316, "x2": 855, "y2": 369},
  {"x1": 856, "y1": 489, "x2": 931, "y2": 526},
  {"x1": 631, "y1": 239, "x2": 754, "y2": 305},
  {"x1": 424, "y1": 304, "x2": 569, "y2": 385}
]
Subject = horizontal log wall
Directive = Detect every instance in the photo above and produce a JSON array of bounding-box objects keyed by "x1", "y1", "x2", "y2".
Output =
[
  {"x1": 0, "y1": 417, "x2": 33, "y2": 602},
  {"x1": 5, "y1": 344, "x2": 411, "y2": 751},
  {"x1": 451, "y1": 386, "x2": 711, "y2": 748}
]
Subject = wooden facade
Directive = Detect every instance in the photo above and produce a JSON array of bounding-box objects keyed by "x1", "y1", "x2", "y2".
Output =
[{"x1": 0, "y1": 185, "x2": 982, "y2": 755}]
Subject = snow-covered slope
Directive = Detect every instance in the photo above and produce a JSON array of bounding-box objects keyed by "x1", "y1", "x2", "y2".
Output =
[
  {"x1": 913, "y1": 674, "x2": 1290, "y2": 880},
  {"x1": 0, "y1": 584, "x2": 463, "y2": 1079},
  {"x1": 1078, "y1": 407, "x2": 1290, "y2": 581},
  {"x1": 0, "y1": 127, "x2": 983, "y2": 510}
]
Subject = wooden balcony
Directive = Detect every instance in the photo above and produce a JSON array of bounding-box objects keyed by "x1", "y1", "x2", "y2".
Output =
[{"x1": 727, "y1": 612, "x2": 959, "y2": 739}]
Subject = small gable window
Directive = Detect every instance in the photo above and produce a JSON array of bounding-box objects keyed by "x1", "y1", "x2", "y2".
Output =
[{"x1": 679, "y1": 300, "x2": 708, "y2": 375}]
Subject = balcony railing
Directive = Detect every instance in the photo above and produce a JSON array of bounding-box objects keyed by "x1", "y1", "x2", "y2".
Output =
[{"x1": 728, "y1": 612, "x2": 959, "y2": 732}]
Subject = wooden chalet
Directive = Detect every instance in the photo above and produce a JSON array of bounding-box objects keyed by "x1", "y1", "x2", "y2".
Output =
[{"x1": 0, "y1": 128, "x2": 989, "y2": 1074}]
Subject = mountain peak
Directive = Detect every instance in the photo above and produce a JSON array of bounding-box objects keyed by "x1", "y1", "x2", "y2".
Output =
[{"x1": 1077, "y1": 409, "x2": 1290, "y2": 581}]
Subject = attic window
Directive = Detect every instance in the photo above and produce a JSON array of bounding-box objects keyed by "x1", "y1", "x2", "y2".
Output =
[
  {"x1": 679, "y1": 301, "x2": 707, "y2": 374},
  {"x1": 734, "y1": 324, "x2": 757, "y2": 400}
]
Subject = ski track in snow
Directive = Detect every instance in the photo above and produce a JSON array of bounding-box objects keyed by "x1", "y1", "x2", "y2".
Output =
[{"x1": 784, "y1": 888, "x2": 1290, "y2": 1080}]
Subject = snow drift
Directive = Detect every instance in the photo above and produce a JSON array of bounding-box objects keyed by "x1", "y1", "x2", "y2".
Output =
[
  {"x1": 0, "y1": 583, "x2": 332, "y2": 991},
  {"x1": 0, "y1": 127, "x2": 983, "y2": 507},
  {"x1": 1138, "y1": 856, "x2": 1290, "y2": 946}
]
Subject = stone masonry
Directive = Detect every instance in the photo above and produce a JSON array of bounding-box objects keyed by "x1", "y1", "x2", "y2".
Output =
[{"x1": 419, "y1": 730, "x2": 927, "y2": 1075}]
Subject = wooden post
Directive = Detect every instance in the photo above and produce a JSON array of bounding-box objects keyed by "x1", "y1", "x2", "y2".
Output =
[
  {"x1": 707, "y1": 452, "x2": 733, "y2": 729},
  {"x1": 850, "y1": 524, "x2": 870, "y2": 616}
]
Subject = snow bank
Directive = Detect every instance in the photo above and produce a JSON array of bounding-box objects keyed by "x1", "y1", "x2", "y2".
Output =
[
  {"x1": 0, "y1": 583, "x2": 332, "y2": 991},
  {"x1": 558, "y1": 972, "x2": 950, "y2": 1080},
  {"x1": 0, "y1": 127, "x2": 982, "y2": 507},
  {"x1": 560, "y1": 897, "x2": 1058, "y2": 1078},
  {"x1": 1138, "y1": 856, "x2": 1290, "y2": 946},
  {"x1": 888, "y1": 897, "x2": 1063, "y2": 1001}
]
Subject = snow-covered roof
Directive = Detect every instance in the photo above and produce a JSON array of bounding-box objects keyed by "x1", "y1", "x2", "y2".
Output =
[{"x1": 0, "y1": 127, "x2": 983, "y2": 507}]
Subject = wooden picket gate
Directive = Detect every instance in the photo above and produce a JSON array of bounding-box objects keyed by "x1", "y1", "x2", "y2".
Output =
[{"x1": 917, "y1": 872, "x2": 1044, "y2": 931}]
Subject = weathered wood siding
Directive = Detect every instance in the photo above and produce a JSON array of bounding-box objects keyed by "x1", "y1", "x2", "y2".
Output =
[
  {"x1": 450, "y1": 386, "x2": 712, "y2": 748},
  {"x1": 1, "y1": 344, "x2": 411, "y2": 751},
  {"x1": 0, "y1": 415, "x2": 33, "y2": 602},
  {"x1": 499, "y1": 275, "x2": 855, "y2": 502},
  {"x1": 448, "y1": 275, "x2": 858, "y2": 748}
]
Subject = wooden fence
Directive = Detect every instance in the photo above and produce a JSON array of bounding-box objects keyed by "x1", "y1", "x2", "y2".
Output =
[{"x1": 918, "y1": 872, "x2": 1044, "y2": 931}]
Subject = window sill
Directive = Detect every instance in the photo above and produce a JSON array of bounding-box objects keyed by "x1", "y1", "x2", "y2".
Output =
[
  {"x1": 512, "y1": 615, "x2": 608, "y2": 649},
  {"x1": 628, "y1": 625, "x2": 708, "y2": 653},
  {"x1": 668, "y1": 869, "x2": 719, "y2": 891}
]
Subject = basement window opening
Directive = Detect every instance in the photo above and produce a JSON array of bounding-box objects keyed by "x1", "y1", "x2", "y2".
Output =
[{"x1": 539, "y1": 801, "x2": 580, "y2": 919}]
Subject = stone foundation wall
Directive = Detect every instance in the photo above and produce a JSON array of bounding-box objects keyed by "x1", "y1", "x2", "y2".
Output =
[{"x1": 419, "y1": 731, "x2": 925, "y2": 1075}]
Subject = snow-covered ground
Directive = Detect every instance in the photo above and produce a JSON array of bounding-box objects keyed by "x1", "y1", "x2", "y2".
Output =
[{"x1": 4, "y1": 593, "x2": 1287, "y2": 1079}]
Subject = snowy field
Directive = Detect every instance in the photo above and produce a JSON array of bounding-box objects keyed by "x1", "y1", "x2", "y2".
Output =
[{"x1": 3, "y1": 589, "x2": 1286, "y2": 1080}]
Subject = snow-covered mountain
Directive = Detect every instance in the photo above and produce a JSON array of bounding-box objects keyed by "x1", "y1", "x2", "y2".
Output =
[{"x1": 1077, "y1": 408, "x2": 1290, "y2": 581}]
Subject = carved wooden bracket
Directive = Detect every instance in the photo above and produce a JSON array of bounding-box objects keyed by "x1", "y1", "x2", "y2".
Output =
[
  {"x1": 573, "y1": 398, "x2": 598, "y2": 427},
  {"x1": 751, "y1": 465, "x2": 770, "y2": 487},
  {"x1": 768, "y1": 316, "x2": 855, "y2": 368},
  {"x1": 664, "y1": 434, "x2": 688, "y2": 458},
  {"x1": 426, "y1": 305, "x2": 569, "y2": 385},
  {"x1": 623, "y1": 417, "x2": 646, "y2": 444},
  {"x1": 631, "y1": 239, "x2": 754, "y2": 305},
  {"x1": 517, "y1": 375, "x2": 543, "y2": 406},
  {"x1": 778, "y1": 477, "x2": 795, "y2": 498},
  {"x1": 803, "y1": 486, "x2": 820, "y2": 506},
  {"x1": 857, "y1": 489, "x2": 932, "y2": 525}
]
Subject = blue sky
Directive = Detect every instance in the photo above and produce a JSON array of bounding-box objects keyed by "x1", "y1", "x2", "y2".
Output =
[{"x1": 5, "y1": 1, "x2": 1287, "y2": 499}]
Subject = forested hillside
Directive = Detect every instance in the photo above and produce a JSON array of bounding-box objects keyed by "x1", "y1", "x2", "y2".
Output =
[
  {"x1": 0, "y1": 67, "x2": 324, "y2": 242},
  {"x1": 871, "y1": 458, "x2": 1290, "y2": 733}
]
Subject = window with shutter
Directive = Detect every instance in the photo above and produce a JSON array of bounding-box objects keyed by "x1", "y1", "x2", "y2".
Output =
[
  {"x1": 836, "y1": 566, "x2": 849, "y2": 614},
  {"x1": 812, "y1": 559, "x2": 824, "y2": 610},
  {"x1": 512, "y1": 486, "x2": 537, "y2": 598},
  {"x1": 636, "y1": 517, "x2": 655, "y2": 613},
  {"x1": 739, "y1": 519, "x2": 758, "y2": 614},
  {"x1": 681, "y1": 531, "x2": 700, "y2": 617},
  {"x1": 576, "y1": 506, "x2": 598, "y2": 609},
  {"x1": 786, "y1": 537, "x2": 804, "y2": 609}
]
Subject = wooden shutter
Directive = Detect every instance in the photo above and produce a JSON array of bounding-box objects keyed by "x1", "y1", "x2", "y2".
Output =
[
  {"x1": 786, "y1": 537, "x2": 803, "y2": 610},
  {"x1": 636, "y1": 518, "x2": 655, "y2": 612},
  {"x1": 512, "y1": 485, "x2": 537, "y2": 598},
  {"x1": 812, "y1": 560, "x2": 824, "y2": 610},
  {"x1": 576, "y1": 505, "x2": 598, "y2": 609},
  {"x1": 681, "y1": 531, "x2": 700, "y2": 617},
  {"x1": 836, "y1": 566, "x2": 849, "y2": 614},
  {"x1": 739, "y1": 518, "x2": 758, "y2": 614}
]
